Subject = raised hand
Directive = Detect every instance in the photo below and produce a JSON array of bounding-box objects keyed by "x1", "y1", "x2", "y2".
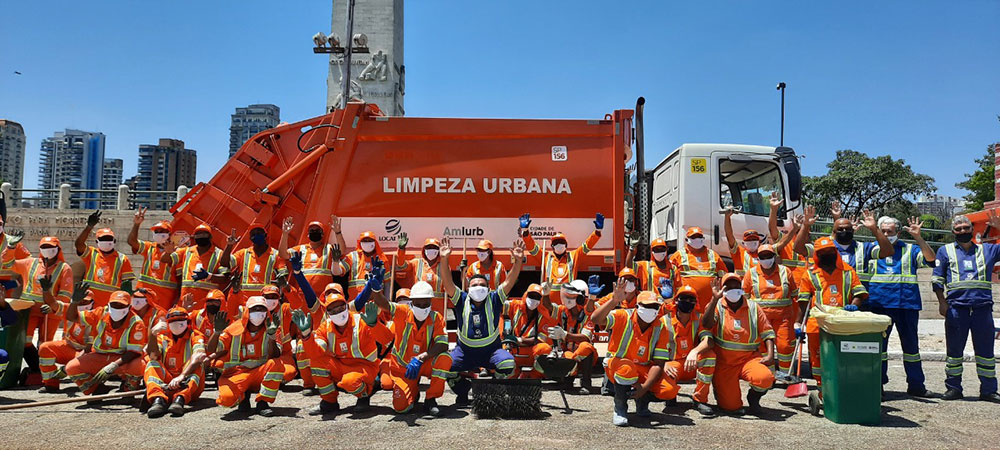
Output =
[
  {"x1": 329, "y1": 215, "x2": 342, "y2": 234},
  {"x1": 282, "y1": 216, "x2": 294, "y2": 233},
  {"x1": 612, "y1": 277, "x2": 627, "y2": 305},
  {"x1": 181, "y1": 293, "x2": 195, "y2": 311},
  {"x1": 227, "y1": 228, "x2": 239, "y2": 246},
  {"x1": 361, "y1": 300, "x2": 379, "y2": 326},
  {"x1": 133, "y1": 207, "x2": 147, "y2": 225},
  {"x1": 7, "y1": 229, "x2": 23, "y2": 244},
  {"x1": 861, "y1": 209, "x2": 877, "y2": 230},
  {"x1": 518, "y1": 213, "x2": 532, "y2": 230},
  {"x1": 803, "y1": 205, "x2": 818, "y2": 226},
  {"x1": 587, "y1": 274, "x2": 605, "y2": 297},
  {"x1": 38, "y1": 275, "x2": 53, "y2": 292},
  {"x1": 87, "y1": 210, "x2": 103, "y2": 227},
  {"x1": 151, "y1": 319, "x2": 168, "y2": 335},
  {"x1": 627, "y1": 231, "x2": 641, "y2": 248},
  {"x1": 724, "y1": 206, "x2": 735, "y2": 219},
  {"x1": 540, "y1": 281, "x2": 552, "y2": 297},
  {"x1": 905, "y1": 216, "x2": 923, "y2": 236},
  {"x1": 594, "y1": 213, "x2": 605, "y2": 230},
  {"x1": 71, "y1": 282, "x2": 91, "y2": 305},
  {"x1": 987, "y1": 210, "x2": 1000, "y2": 230},
  {"x1": 511, "y1": 239, "x2": 525, "y2": 260},
  {"x1": 397, "y1": 231, "x2": 408, "y2": 249},
  {"x1": 769, "y1": 191, "x2": 784, "y2": 210},
  {"x1": 830, "y1": 200, "x2": 842, "y2": 219},
  {"x1": 710, "y1": 277, "x2": 723, "y2": 301},
  {"x1": 330, "y1": 243, "x2": 342, "y2": 261},
  {"x1": 289, "y1": 250, "x2": 303, "y2": 273},
  {"x1": 440, "y1": 238, "x2": 453, "y2": 260},
  {"x1": 291, "y1": 309, "x2": 312, "y2": 335},
  {"x1": 213, "y1": 311, "x2": 229, "y2": 333},
  {"x1": 266, "y1": 315, "x2": 279, "y2": 336},
  {"x1": 658, "y1": 278, "x2": 673, "y2": 299}
]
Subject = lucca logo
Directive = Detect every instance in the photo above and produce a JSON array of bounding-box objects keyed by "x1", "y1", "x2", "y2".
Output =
[{"x1": 385, "y1": 219, "x2": 401, "y2": 236}]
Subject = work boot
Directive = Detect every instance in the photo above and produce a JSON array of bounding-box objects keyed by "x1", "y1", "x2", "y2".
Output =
[
  {"x1": 37, "y1": 385, "x2": 60, "y2": 394},
  {"x1": 423, "y1": 398, "x2": 441, "y2": 417},
  {"x1": 693, "y1": 401, "x2": 715, "y2": 417},
  {"x1": 451, "y1": 377, "x2": 472, "y2": 407},
  {"x1": 907, "y1": 387, "x2": 931, "y2": 398},
  {"x1": 301, "y1": 386, "x2": 319, "y2": 396},
  {"x1": 942, "y1": 388, "x2": 963, "y2": 401},
  {"x1": 256, "y1": 401, "x2": 275, "y2": 417},
  {"x1": 147, "y1": 397, "x2": 168, "y2": 418},
  {"x1": 355, "y1": 395, "x2": 371, "y2": 410},
  {"x1": 308, "y1": 400, "x2": 340, "y2": 416},
  {"x1": 979, "y1": 392, "x2": 1000, "y2": 403},
  {"x1": 612, "y1": 383, "x2": 631, "y2": 427},
  {"x1": 746, "y1": 389, "x2": 765, "y2": 414},
  {"x1": 635, "y1": 394, "x2": 652, "y2": 418},
  {"x1": 168, "y1": 397, "x2": 186, "y2": 417},
  {"x1": 237, "y1": 393, "x2": 252, "y2": 413}
]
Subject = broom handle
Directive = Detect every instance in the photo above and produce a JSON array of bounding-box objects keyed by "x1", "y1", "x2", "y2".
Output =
[
  {"x1": 795, "y1": 302, "x2": 814, "y2": 377},
  {"x1": 461, "y1": 238, "x2": 468, "y2": 291},
  {"x1": 389, "y1": 253, "x2": 396, "y2": 298},
  {"x1": 0, "y1": 389, "x2": 145, "y2": 411}
]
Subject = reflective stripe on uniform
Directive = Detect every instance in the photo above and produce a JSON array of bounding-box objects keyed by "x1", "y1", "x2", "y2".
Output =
[
  {"x1": 748, "y1": 265, "x2": 792, "y2": 308},
  {"x1": 944, "y1": 243, "x2": 991, "y2": 294},
  {"x1": 678, "y1": 249, "x2": 719, "y2": 278}
]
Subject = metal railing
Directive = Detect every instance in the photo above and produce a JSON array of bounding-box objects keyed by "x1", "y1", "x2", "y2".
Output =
[
  {"x1": 1, "y1": 182, "x2": 190, "y2": 211},
  {"x1": 810, "y1": 220, "x2": 952, "y2": 248}
]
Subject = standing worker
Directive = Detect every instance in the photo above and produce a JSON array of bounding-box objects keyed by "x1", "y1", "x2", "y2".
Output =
[
  {"x1": 277, "y1": 216, "x2": 341, "y2": 298},
  {"x1": 231, "y1": 223, "x2": 284, "y2": 316},
  {"x1": 724, "y1": 206, "x2": 766, "y2": 276},
  {"x1": 127, "y1": 207, "x2": 179, "y2": 312},
  {"x1": 13, "y1": 236, "x2": 73, "y2": 377},
  {"x1": 742, "y1": 244, "x2": 798, "y2": 377},
  {"x1": 161, "y1": 223, "x2": 233, "y2": 312},
  {"x1": 519, "y1": 212, "x2": 603, "y2": 304},
  {"x1": 465, "y1": 239, "x2": 507, "y2": 290},
  {"x1": 75, "y1": 210, "x2": 136, "y2": 308},
  {"x1": 624, "y1": 237, "x2": 677, "y2": 293},
  {"x1": 394, "y1": 236, "x2": 447, "y2": 316},
  {"x1": 332, "y1": 230, "x2": 392, "y2": 301},
  {"x1": 795, "y1": 204, "x2": 893, "y2": 292},
  {"x1": 671, "y1": 227, "x2": 726, "y2": 313},
  {"x1": 932, "y1": 214, "x2": 1000, "y2": 402},
  {"x1": 868, "y1": 216, "x2": 935, "y2": 397}
]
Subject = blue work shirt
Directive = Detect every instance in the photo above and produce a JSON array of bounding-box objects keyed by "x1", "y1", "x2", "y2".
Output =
[
  {"x1": 451, "y1": 288, "x2": 507, "y2": 351},
  {"x1": 932, "y1": 242, "x2": 1000, "y2": 307},
  {"x1": 867, "y1": 241, "x2": 933, "y2": 310},
  {"x1": 835, "y1": 240, "x2": 876, "y2": 286}
]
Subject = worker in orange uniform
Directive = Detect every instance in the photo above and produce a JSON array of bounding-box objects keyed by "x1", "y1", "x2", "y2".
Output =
[
  {"x1": 206, "y1": 296, "x2": 283, "y2": 416},
  {"x1": 37, "y1": 286, "x2": 98, "y2": 393},
  {"x1": 162, "y1": 223, "x2": 234, "y2": 312},
  {"x1": 368, "y1": 279, "x2": 452, "y2": 417},
  {"x1": 393, "y1": 235, "x2": 448, "y2": 315},
  {"x1": 293, "y1": 288, "x2": 391, "y2": 416},
  {"x1": 742, "y1": 244, "x2": 798, "y2": 377},
  {"x1": 596, "y1": 267, "x2": 642, "y2": 309},
  {"x1": 703, "y1": 273, "x2": 777, "y2": 415},
  {"x1": 0, "y1": 213, "x2": 30, "y2": 295},
  {"x1": 127, "y1": 207, "x2": 179, "y2": 312},
  {"x1": 332, "y1": 230, "x2": 391, "y2": 301},
  {"x1": 670, "y1": 227, "x2": 726, "y2": 313},
  {"x1": 465, "y1": 239, "x2": 507, "y2": 290},
  {"x1": 796, "y1": 235, "x2": 868, "y2": 390},
  {"x1": 625, "y1": 237, "x2": 677, "y2": 293},
  {"x1": 74, "y1": 210, "x2": 136, "y2": 308},
  {"x1": 519, "y1": 212, "x2": 603, "y2": 303},
  {"x1": 65, "y1": 290, "x2": 147, "y2": 395},
  {"x1": 277, "y1": 216, "x2": 341, "y2": 298},
  {"x1": 144, "y1": 307, "x2": 207, "y2": 418},
  {"x1": 664, "y1": 284, "x2": 716, "y2": 416},
  {"x1": 592, "y1": 285, "x2": 678, "y2": 427},
  {"x1": 548, "y1": 279, "x2": 599, "y2": 394},
  {"x1": 130, "y1": 288, "x2": 164, "y2": 331},
  {"x1": 724, "y1": 208, "x2": 764, "y2": 277},
  {"x1": 503, "y1": 283, "x2": 557, "y2": 379},
  {"x1": 13, "y1": 236, "x2": 73, "y2": 374},
  {"x1": 230, "y1": 223, "x2": 284, "y2": 316},
  {"x1": 191, "y1": 290, "x2": 227, "y2": 338},
  {"x1": 258, "y1": 284, "x2": 298, "y2": 382}
]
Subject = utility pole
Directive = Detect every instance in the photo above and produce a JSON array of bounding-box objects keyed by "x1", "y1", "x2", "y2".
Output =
[
  {"x1": 776, "y1": 82, "x2": 786, "y2": 146},
  {"x1": 341, "y1": 0, "x2": 356, "y2": 109}
]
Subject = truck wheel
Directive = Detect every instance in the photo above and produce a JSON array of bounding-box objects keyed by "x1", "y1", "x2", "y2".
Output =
[{"x1": 808, "y1": 391, "x2": 822, "y2": 416}]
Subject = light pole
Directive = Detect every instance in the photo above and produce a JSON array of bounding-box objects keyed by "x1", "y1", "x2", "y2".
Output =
[
  {"x1": 776, "y1": 82, "x2": 786, "y2": 146},
  {"x1": 312, "y1": 0, "x2": 369, "y2": 110}
]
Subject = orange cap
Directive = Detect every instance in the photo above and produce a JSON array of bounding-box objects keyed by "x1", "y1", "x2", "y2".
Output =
[
  {"x1": 757, "y1": 244, "x2": 776, "y2": 256},
  {"x1": 721, "y1": 273, "x2": 742, "y2": 286},
  {"x1": 96, "y1": 228, "x2": 115, "y2": 239},
  {"x1": 525, "y1": 283, "x2": 543, "y2": 296},
  {"x1": 636, "y1": 291, "x2": 660, "y2": 306},
  {"x1": 476, "y1": 240, "x2": 494, "y2": 250},
  {"x1": 323, "y1": 283, "x2": 344, "y2": 296},
  {"x1": 551, "y1": 233, "x2": 568, "y2": 245},
  {"x1": 321, "y1": 292, "x2": 347, "y2": 307},
  {"x1": 395, "y1": 288, "x2": 411, "y2": 300},
  {"x1": 618, "y1": 267, "x2": 638, "y2": 279},
  {"x1": 675, "y1": 284, "x2": 698, "y2": 299},
  {"x1": 307, "y1": 221, "x2": 324, "y2": 230},
  {"x1": 743, "y1": 230, "x2": 761, "y2": 241},
  {"x1": 39, "y1": 236, "x2": 60, "y2": 247},
  {"x1": 686, "y1": 227, "x2": 704, "y2": 238},
  {"x1": 206, "y1": 289, "x2": 225, "y2": 301},
  {"x1": 359, "y1": 231, "x2": 377, "y2": 241},
  {"x1": 151, "y1": 221, "x2": 173, "y2": 233},
  {"x1": 261, "y1": 285, "x2": 280, "y2": 297},
  {"x1": 423, "y1": 238, "x2": 441, "y2": 248},
  {"x1": 165, "y1": 307, "x2": 189, "y2": 323},
  {"x1": 249, "y1": 222, "x2": 266, "y2": 232},
  {"x1": 245, "y1": 296, "x2": 267, "y2": 310},
  {"x1": 814, "y1": 236, "x2": 836, "y2": 252},
  {"x1": 650, "y1": 238, "x2": 667, "y2": 250},
  {"x1": 194, "y1": 223, "x2": 212, "y2": 235},
  {"x1": 108, "y1": 291, "x2": 131, "y2": 307}
]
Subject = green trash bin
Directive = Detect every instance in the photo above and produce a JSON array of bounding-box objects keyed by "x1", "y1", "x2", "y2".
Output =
[
  {"x1": 819, "y1": 329, "x2": 883, "y2": 425},
  {"x1": 0, "y1": 309, "x2": 29, "y2": 389}
]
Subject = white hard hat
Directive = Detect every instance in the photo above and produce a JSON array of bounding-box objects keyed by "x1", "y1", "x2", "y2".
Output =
[
  {"x1": 409, "y1": 281, "x2": 434, "y2": 299},
  {"x1": 564, "y1": 279, "x2": 588, "y2": 296}
]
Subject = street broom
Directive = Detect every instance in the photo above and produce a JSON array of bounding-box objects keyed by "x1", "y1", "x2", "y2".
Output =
[
  {"x1": 0, "y1": 390, "x2": 145, "y2": 411},
  {"x1": 471, "y1": 378, "x2": 543, "y2": 419}
]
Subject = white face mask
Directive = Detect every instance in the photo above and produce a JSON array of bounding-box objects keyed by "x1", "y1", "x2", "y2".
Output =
[
  {"x1": 360, "y1": 241, "x2": 376, "y2": 253},
  {"x1": 331, "y1": 310, "x2": 350, "y2": 326},
  {"x1": 153, "y1": 232, "x2": 170, "y2": 244},
  {"x1": 77, "y1": 303, "x2": 93, "y2": 313},
  {"x1": 636, "y1": 306, "x2": 659, "y2": 324},
  {"x1": 525, "y1": 297, "x2": 541, "y2": 310},
  {"x1": 97, "y1": 240, "x2": 116, "y2": 252},
  {"x1": 561, "y1": 294, "x2": 577, "y2": 309},
  {"x1": 265, "y1": 297, "x2": 279, "y2": 311},
  {"x1": 688, "y1": 238, "x2": 705, "y2": 249},
  {"x1": 624, "y1": 281, "x2": 636, "y2": 293},
  {"x1": 887, "y1": 235, "x2": 899, "y2": 244},
  {"x1": 40, "y1": 247, "x2": 59, "y2": 259},
  {"x1": 248, "y1": 311, "x2": 267, "y2": 326},
  {"x1": 759, "y1": 257, "x2": 775, "y2": 269},
  {"x1": 652, "y1": 251, "x2": 667, "y2": 262},
  {"x1": 477, "y1": 251, "x2": 490, "y2": 262},
  {"x1": 468, "y1": 285, "x2": 489, "y2": 302},
  {"x1": 552, "y1": 243, "x2": 567, "y2": 255},
  {"x1": 424, "y1": 249, "x2": 439, "y2": 260},
  {"x1": 131, "y1": 297, "x2": 147, "y2": 311},
  {"x1": 411, "y1": 305, "x2": 431, "y2": 321},
  {"x1": 724, "y1": 289, "x2": 744, "y2": 303},
  {"x1": 108, "y1": 306, "x2": 129, "y2": 322},
  {"x1": 168, "y1": 321, "x2": 187, "y2": 336},
  {"x1": 744, "y1": 241, "x2": 760, "y2": 252}
]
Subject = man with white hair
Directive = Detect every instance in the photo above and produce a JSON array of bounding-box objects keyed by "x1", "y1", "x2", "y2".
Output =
[{"x1": 868, "y1": 215, "x2": 936, "y2": 397}]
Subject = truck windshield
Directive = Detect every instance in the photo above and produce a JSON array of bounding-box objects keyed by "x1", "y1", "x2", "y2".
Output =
[{"x1": 719, "y1": 159, "x2": 784, "y2": 217}]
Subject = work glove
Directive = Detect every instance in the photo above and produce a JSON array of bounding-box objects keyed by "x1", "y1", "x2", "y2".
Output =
[
  {"x1": 548, "y1": 326, "x2": 567, "y2": 341},
  {"x1": 843, "y1": 304, "x2": 859, "y2": 312},
  {"x1": 266, "y1": 316, "x2": 279, "y2": 337},
  {"x1": 658, "y1": 279, "x2": 673, "y2": 300},
  {"x1": 289, "y1": 251, "x2": 303, "y2": 273},
  {"x1": 70, "y1": 282, "x2": 90, "y2": 306},
  {"x1": 593, "y1": 213, "x2": 605, "y2": 230},
  {"x1": 0, "y1": 279, "x2": 18, "y2": 291},
  {"x1": 361, "y1": 301, "x2": 379, "y2": 327},
  {"x1": 192, "y1": 268, "x2": 209, "y2": 281},
  {"x1": 502, "y1": 334, "x2": 519, "y2": 348},
  {"x1": 330, "y1": 244, "x2": 342, "y2": 261},
  {"x1": 40, "y1": 304, "x2": 52, "y2": 315},
  {"x1": 291, "y1": 309, "x2": 312, "y2": 335},
  {"x1": 587, "y1": 275, "x2": 605, "y2": 297},
  {"x1": 213, "y1": 312, "x2": 230, "y2": 333},
  {"x1": 793, "y1": 323, "x2": 804, "y2": 340},
  {"x1": 518, "y1": 213, "x2": 531, "y2": 229},
  {"x1": 367, "y1": 258, "x2": 385, "y2": 292},
  {"x1": 87, "y1": 210, "x2": 103, "y2": 227},
  {"x1": 7, "y1": 229, "x2": 23, "y2": 245},
  {"x1": 405, "y1": 357, "x2": 422, "y2": 380},
  {"x1": 627, "y1": 232, "x2": 641, "y2": 248},
  {"x1": 397, "y1": 232, "x2": 408, "y2": 250},
  {"x1": 93, "y1": 361, "x2": 119, "y2": 385}
]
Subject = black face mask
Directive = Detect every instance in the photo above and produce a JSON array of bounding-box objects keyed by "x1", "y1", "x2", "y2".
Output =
[
  {"x1": 676, "y1": 301, "x2": 696, "y2": 314},
  {"x1": 834, "y1": 230, "x2": 853, "y2": 245},
  {"x1": 818, "y1": 253, "x2": 838, "y2": 269},
  {"x1": 954, "y1": 232, "x2": 973, "y2": 244},
  {"x1": 195, "y1": 237, "x2": 212, "y2": 247},
  {"x1": 308, "y1": 230, "x2": 324, "y2": 242},
  {"x1": 206, "y1": 303, "x2": 221, "y2": 315}
]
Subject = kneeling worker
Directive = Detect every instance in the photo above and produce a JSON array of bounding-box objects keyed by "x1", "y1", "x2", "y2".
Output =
[
  {"x1": 665, "y1": 285, "x2": 716, "y2": 416},
  {"x1": 65, "y1": 290, "x2": 147, "y2": 395},
  {"x1": 207, "y1": 296, "x2": 283, "y2": 416}
]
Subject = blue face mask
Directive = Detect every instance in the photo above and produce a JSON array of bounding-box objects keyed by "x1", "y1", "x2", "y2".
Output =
[{"x1": 251, "y1": 233, "x2": 268, "y2": 246}]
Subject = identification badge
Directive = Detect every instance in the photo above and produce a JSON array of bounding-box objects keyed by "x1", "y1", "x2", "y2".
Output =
[
  {"x1": 426, "y1": 272, "x2": 434, "y2": 281},
  {"x1": 841, "y1": 254, "x2": 850, "y2": 263},
  {"x1": 964, "y1": 260, "x2": 974, "y2": 271},
  {"x1": 97, "y1": 269, "x2": 105, "y2": 278},
  {"x1": 830, "y1": 285, "x2": 839, "y2": 294},
  {"x1": 766, "y1": 278, "x2": 775, "y2": 286},
  {"x1": 413, "y1": 344, "x2": 421, "y2": 354},
  {"x1": 105, "y1": 336, "x2": 112, "y2": 346},
  {"x1": 637, "y1": 346, "x2": 646, "y2": 357},
  {"x1": 195, "y1": 263, "x2": 203, "y2": 271},
  {"x1": 168, "y1": 357, "x2": 176, "y2": 367},
  {"x1": 886, "y1": 257, "x2": 893, "y2": 265},
  {"x1": 733, "y1": 320, "x2": 742, "y2": 330},
  {"x1": 556, "y1": 266, "x2": 565, "y2": 276},
  {"x1": 473, "y1": 315, "x2": 481, "y2": 326},
  {"x1": 73, "y1": 328, "x2": 81, "y2": 336},
  {"x1": 246, "y1": 344, "x2": 255, "y2": 355},
  {"x1": 153, "y1": 261, "x2": 160, "y2": 270},
  {"x1": 311, "y1": 254, "x2": 318, "y2": 262},
  {"x1": 133, "y1": 331, "x2": 143, "y2": 340},
  {"x1": 695, "y1": 256, "x2": 704, "y2": 263},
  {"x1": 680, "y1": 341, "x2": 689, "y2": 350},
  {"x1": 339, "y1": 342, "x2": 348, "y2": 353},
  {"x1": 253, "y1": 264, "x2": 261, "y2": 273}
]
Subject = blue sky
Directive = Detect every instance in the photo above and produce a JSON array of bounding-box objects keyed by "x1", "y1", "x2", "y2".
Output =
[{"x1": 1, "y1": 0, "x2": 997, "y2": 198}]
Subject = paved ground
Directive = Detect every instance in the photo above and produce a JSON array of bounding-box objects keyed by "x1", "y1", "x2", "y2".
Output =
[{"x1": 2, "y1": 361, "x2": 999, "y2": 449}]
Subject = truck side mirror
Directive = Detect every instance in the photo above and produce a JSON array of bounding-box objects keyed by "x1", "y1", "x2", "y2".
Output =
[{"x1": 775, "y1": 147, "x2": 801, "y2": 203}]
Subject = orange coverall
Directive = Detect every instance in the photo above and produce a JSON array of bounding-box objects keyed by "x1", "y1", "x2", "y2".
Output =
[
  {"x1": 232, "y1": 247, "x2": 283, "y2": 316},
  {"x1": 743, "y1": 264, "x2": 798, "y2": 373},
  {"x1": 171, "y1": 245, "x2": 232, "y2": 312},
  {"x1": 465, "y1": 259, "x2": 507, "y2": 291},
  {"x1": 604, "y1": 309, "x2": 679, "y2": 400},
  {"x1": 394, "y1": 253, "x2": 447, "y2": 316},
  {"x1": 634, "y1": 258, "x2": 679, "y2": 293},
  {"x1": 80, "y1": 246, "x2": 135, "y2": 308},
  {"x1": 214, "y1": 318, "x2": 284, "y2": 407},
  {"x1": 13, "y1": 257, "x2": 72, "y2": 344},
  {"x1": 665, "y1": 313, "x2": 715, "y2": 404},
  {"x1": 798, "y1": 262, "x2": 868, "y2": 386},
  {"x1": 301, "y1": 313, "x2": 392, "y2": 404},
  {"x1": 291, "y1": 242, "x2": 336, "y2": 298},
  {"x1": 670, "y1": 246, "x2": 726, "y2": 313},
  {"x1": 385, "y1": 303, "x2": 452, "y2": 413},
  {"x1": 145, "y1": 330, "x2": 207, "y2": 404},
  {"x1": 506, "y1": 299, "x2": 557, "y2": 378},
  {"x1": 135, "y1": 240, "x2": 179, "y2": 312},
  {"x1": 65, "y1": 311, "x2": 147, "y2": 395},
  {"x1": 710, "y1": 301, "x2": 776, "y2": 411},
  {"x1": 523, "y1": 231, "x2": 601, "y2": 303},
  {"x1": 38, "y1": 307, "x2": 102, "y2": 388}
]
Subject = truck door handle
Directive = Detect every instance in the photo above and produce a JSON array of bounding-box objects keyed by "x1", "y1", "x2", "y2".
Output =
[{"x1": 714, "y1": 225, "x2": 720, "y2": 246}]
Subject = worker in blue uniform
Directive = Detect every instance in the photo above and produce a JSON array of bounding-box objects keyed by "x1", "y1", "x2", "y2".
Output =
[
  {"x1": 829, "y1": 203, "x2": 894, "y2": 291},
  {"x1": 867, "y1": 216, "x2": 936, "y2": 397},
  {"x1": 932, "y1": 214, "x2": 1000, "y2": 402},
  {"x1": 437, "y1": 236, "x2": 525, "y2": 406}
]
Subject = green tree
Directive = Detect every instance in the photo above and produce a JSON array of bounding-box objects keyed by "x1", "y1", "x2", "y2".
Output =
[
  {"x1": 956, "y1": 143, "x2": 996, "y2": 212},
  {"x1": 803, "y1": 150, "x2": 936, "y2": 218}
]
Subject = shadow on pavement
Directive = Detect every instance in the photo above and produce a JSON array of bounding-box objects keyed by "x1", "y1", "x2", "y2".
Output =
[{"x1": 630, "y1": 411, "x2": 697, "y2": 428}]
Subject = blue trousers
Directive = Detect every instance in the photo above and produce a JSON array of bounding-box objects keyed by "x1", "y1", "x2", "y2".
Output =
[
  {"x1": 448, "y1": 344, "x2": 515, "y2": 398},
  {"x1": 872, "y1": 307, "x2": 925, "y2": 390},
  {"x1": 0, "y1": 348, "x2": 8, "y2": 376},
  {"x1": 944, "y1": 304, "x2": 997, "y2": 395}
]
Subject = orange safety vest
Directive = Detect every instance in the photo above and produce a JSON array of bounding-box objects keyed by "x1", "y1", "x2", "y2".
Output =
[{"x1": 83, "y1": 248, "x2": 129, "y2": 295}]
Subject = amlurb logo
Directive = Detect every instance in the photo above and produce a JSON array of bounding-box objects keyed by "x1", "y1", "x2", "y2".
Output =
[
  {"x1": 385, "y1": 219, "x2": 401, "y2": 235},
  {"x1": 442, "y1": 226, "x2": 484, "y2": 237}
]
